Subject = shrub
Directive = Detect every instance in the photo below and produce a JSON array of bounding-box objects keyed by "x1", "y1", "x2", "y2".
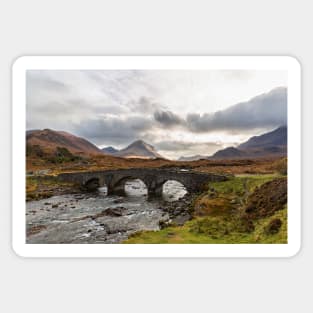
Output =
[
  {"x1": 271, "y1": 157, "x2": 287, "y2": 175},
  {"x1": 265, "y1": 218, "x2": 282, "y2": 235},
  {"x1": 189, "y1": 215, "x2": 255, "y2": 238},
  {"x1": 47, "y1": 147, "x2": 82, "y2": 163},
  {"x1": 244, "y1": 177, "x2": 287, "y2": 219},
  {"x1": 26, "y1": 144, "x2": 45, "y2": 157}
]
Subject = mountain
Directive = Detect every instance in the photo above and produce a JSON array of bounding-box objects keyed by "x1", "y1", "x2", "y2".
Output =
[
  {"x1": 112, "y1": 140, "x2": 164, "y2": 159},
  {"x1": 178, "y1": 155, "x2": 208, "y2": 161},
  {"x1": 238, "y1": 126, "x2": 287, "y2": 149},
  {"x1": 102, "y1": 146, "x2": 119, "y2": 155},
  {"x1": 210, "y1": 126, "x2": 287, "y2": 159},
  {"x1": 26, "y1": 129, "x2": 103, "y2": 156},
  {"x1": 211, "y1": 147, "x2": 248, "y2": 159}
]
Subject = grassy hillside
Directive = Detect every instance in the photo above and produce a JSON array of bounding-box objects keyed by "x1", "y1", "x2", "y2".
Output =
[
  {"x1": 124, "y1": 174, "x2": 287, "y2": 244},
  {"x1": 124, "y1": 208, "x2": 287, "y2": 244}
]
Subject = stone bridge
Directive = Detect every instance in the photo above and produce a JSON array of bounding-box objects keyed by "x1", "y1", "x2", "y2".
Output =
[{"x1": 57, "y1": 168, "x2": 228, "y2": 197}]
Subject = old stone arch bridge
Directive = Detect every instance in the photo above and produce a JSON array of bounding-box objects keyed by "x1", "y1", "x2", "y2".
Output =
[{"x1": 57, "y1": 168, "x2": 228, "y2": 197}]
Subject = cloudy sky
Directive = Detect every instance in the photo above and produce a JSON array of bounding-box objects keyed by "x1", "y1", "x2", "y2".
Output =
[{"x1": 26, "y1": 70, "x2": 287, "y2": 159}]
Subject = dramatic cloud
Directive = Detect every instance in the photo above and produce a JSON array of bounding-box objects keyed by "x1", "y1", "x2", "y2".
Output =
[
  {"x1": 154, "y1": 110, "x2": 185, "y2": 127},
  {"x1": 26, "y1": 69, "x2": 288, "y2": 158},
  {"x1": 154, "y1": 140, "x2": 225, "y2": 160},
  {"x1": 151, "y1": 87, "x2": 287, "y2": 134},
  {"x1": 74, "y1": 115, "x2": 153, "y2": 146},
  {"x1": 129, "y1": 97, "x2": 163, "y2": 114},
  {"x1": 185, "y1": 87, "x2": 287, "y2": 132}
]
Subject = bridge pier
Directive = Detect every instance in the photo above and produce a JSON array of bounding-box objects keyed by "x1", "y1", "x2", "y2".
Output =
[
  {"x1": 106, "y1": 184, "x2": 118, "y2": 196},
  {"x1": 147, "y1": 186, "x2": 163, "y2": 197},
  {"x1": 109, "y1": 184, "x2": 126, "y2": 196}
]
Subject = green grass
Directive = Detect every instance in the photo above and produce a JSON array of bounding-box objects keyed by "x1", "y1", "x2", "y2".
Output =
[
  {"x1": 124, "y1": 174, "x2": 287, "y2": 244},
  {"x1": 193, "y1": 174, "x2": 281, "y2": 217},
  {"x1": 26, "y1": 175, "x2": 78, "y2": 201},
  {"x1": 124, "y1": 206, "x2": 287, "y2": 244},
  {"x1": 209, "y1": 174, "x2": 280, "y2": 195},
  {"x1": 26, "y1": 177, "x2": 38, "y2": 193}
]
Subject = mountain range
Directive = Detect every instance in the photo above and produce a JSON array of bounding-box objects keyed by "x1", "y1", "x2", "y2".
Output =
[
  {"x1": 26, "y1": 129, "x2": 165, "y2": 159},
  {"x1": 178, "y1": 126, "x2": 287, "y2": 161},
  {"x1": 102, "y1": 140, "x2": 164, "y2": 159},
  {"x1": 27, "y1": 126, "x2": 287, "y2": 161},
  {"x1": 238, "y1": 126, "x2": 287, "y2": 150},
  {"x1": 178, "y1": 155, "x2": 209, "y2": 161},
  {"x1": 210, "y1": 126, "x2": 287, "y2": 159}
]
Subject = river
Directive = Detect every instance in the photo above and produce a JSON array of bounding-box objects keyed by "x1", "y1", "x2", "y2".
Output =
[{"x1": 26, "y1": 179, "x2": 187, "y2": 244}]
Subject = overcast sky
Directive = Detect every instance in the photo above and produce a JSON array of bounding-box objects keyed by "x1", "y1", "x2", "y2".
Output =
[{"x1": 26, "y1": 70, "x2": 287, "y2": 159}]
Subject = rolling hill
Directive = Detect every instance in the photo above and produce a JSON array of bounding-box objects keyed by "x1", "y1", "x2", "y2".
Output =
[{"x1": 26, "y1": 129, "x2": 103, "y2": 156}]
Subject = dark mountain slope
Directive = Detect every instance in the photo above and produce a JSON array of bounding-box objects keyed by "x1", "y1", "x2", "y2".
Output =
[
  {"x1": 26, "y1": 129, "x2": 103, "y2": 156},
  {"x1": 210, "y1": 126, "x2": 287, "y2": 159},
  {"x1": 239, "y1": 126, "x2": 287, "y2": 149}
]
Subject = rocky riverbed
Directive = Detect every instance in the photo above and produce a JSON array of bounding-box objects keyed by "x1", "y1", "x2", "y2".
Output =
[{"x1": 26, "y1": 179, "x2": 193, "y2": 244}]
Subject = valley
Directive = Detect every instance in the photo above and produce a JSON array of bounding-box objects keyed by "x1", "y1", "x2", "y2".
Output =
[{"x1": 26, "y1": 127, "x2": 288, "y2": 244}]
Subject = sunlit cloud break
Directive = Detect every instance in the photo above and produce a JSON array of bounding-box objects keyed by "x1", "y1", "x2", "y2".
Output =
[{"x1": 26, "y1": 70, "x2": 287, "y2": 159}]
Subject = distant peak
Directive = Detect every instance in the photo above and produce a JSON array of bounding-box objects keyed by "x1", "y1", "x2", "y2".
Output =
[
  {"x1": 129, "y1": 139, "x2": 152, "y2": 147},
  {"x1": 114, "y1": 139, "x2": 164, "y2": 159},
  {"x1": 102, "y1": 146, "x2": 119, "y2": 154},
  {"x1": 133, "y1": 139, "x2": 146, "y2": 144}
]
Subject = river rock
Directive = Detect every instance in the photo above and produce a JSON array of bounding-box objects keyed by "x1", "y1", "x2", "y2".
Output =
[
  {"x1": 171, "y1": 213, "x2": 192, "y2": 226},
  {"x1": 103, "y1": 207, "x2": 125, "y2": 217},
  {"x1": 113, "y1": 199, "x2": 123, "y2": 204}
]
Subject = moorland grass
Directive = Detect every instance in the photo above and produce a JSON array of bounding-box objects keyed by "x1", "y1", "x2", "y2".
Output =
[
  {"x1": 124, "y1": 206, "x2": 287, "y2": 244},
  {"x1": 124, "y1": 174, "x2": 287, "y2": 244}
]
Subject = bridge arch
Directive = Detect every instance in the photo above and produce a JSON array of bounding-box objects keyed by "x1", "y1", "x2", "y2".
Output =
[
  {"x1": 162, "y1": 179, "x2": 188, "y2": 201},
  {"x1": 83, "y1": 176, "x2": 107, "y2": 192},
  {"x1": 84, "y1": 177, "x2": 101, "y2": 191},
  {"x1": 110, "y1": 176, "x2": 149, "y2": 196}
]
